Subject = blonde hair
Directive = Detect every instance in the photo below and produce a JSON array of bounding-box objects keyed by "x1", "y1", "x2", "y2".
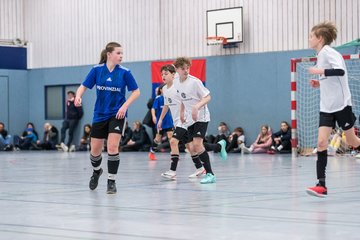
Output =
[{"x1": 311, "y1": 22, "x2": 337, "y2": 45}]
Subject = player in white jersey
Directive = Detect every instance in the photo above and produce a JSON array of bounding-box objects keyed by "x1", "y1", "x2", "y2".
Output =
[
  {"x1": 306, "y1": 22, "x2": 360, "y2": 197},
  {"x1": 157, "y1": 64, "x2": 205, "y2": 180},
  {"x1": 173, "y1": 57, "x2": 224, "y2": 184}
]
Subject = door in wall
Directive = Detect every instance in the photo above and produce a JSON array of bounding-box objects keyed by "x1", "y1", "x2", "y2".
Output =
[{"x1": 0, "y1": 76, "x2": 9, "y2": 129}]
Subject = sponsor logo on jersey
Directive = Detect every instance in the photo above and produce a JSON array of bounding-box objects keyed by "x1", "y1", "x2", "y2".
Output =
[
  {"x1": 106, "y1": 77, "x2": 112, "y2": 82},
  {"x1": 96, "y1": 85, "x2": 121, "y2": 92}
]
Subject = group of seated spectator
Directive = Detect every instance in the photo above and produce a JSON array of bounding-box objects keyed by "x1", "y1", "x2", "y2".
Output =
[
  {"x1": 0, "y1": 119, "x2": 292, "y2": 154},
  {"x1": 0, "y1": 121, "x2": 91, "y2": 152},
  {"x1": 205, "y1": 121, "x2": 291, "y2": 154}
]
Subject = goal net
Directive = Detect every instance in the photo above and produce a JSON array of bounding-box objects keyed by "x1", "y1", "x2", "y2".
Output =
[{"x1": 291, "y1": 54, "x2": 360, "y2": 155}]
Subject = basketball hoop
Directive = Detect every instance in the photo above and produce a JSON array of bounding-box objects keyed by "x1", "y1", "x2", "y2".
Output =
[{"x1": 206, "y1": 36, "x2": 228, "y2": 46}]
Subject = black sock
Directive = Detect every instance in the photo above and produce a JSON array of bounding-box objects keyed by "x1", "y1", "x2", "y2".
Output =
[
  {"x1": 191, "y1": 155, "x2": 202, "y2": 169},
  {"x1": 204, "y1": 142, "x2": 221, "y2": 152},
  {"x1": 150, "y1": 141, "x2": 158, "y2": 153},
  {"x1": 199, "y1": 151, "x2": 213, "y2": 175},
  {"x1": 90, "y1": 154, "x2": 102, "y2": 173},
  {"x1": 316, "y1": 150, "x2": 327, "y2": 187},
  {"x1": 108, "y1": 153, "x2": 120, "y2": 180},
  {"x1": 170, "y1": 154, "x2": 179, "y2": 171}
]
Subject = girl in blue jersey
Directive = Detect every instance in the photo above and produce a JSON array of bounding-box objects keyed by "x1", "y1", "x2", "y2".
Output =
[
  {"x1": 75, "y1": 42, "x2": 140, "y2": 194},
  {"x1": 148, "y1": 84, "x2": 174, "y2": 160}
]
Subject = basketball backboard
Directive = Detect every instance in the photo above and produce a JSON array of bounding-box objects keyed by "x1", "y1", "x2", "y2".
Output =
[{"x1": 206, "y1": 7, "x2": 243, "y2": 46}]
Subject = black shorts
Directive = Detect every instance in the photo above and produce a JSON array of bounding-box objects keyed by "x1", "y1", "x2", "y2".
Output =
[
  {"x1": 319, "y1": 106, "x2": 356, "y2": 130},
  {"x1": 188, "y1": 122, "x2": 208, "y2": 140},
  {"x1": 172, "y1": 127, "x2": 190, "y2": 144},
  {"x1": 91, "y1": 117, "x2": 126, "y2": 139},
  {"x1": 159, "y1": 127, "x2": 174, "y2": 135}
]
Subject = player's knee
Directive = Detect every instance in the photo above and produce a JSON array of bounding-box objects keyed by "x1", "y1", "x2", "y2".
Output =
[
  {"x1": 107, "y1": 143, "x2": 119, "y2": 154},
  {"x1": 192, "y1": 141, "x2": 204, "y2": 153},
  {"x1": 317, "y1": 138, "x2": 328, "y2": 149},
  {"x1": 186, "y1": 145, "x2": 194, "y2": 155},
  {"x1": 170, "y1": 138, "x2": 178, "y2": 147}
]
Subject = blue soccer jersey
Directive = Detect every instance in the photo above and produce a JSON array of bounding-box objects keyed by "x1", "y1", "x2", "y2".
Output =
[
  {"x1": 82, "y1": 64, "x2": 138, "y2": 123},
  {"x1": 152, "y1": 95, "x2": 173, "y2": 129}
]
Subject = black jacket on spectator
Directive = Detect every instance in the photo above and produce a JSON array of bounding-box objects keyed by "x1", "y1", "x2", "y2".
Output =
[
  {"x1": 271, "y1": 128, "x2": 291, "y2": 152},
  {"x1": 40, "y1": 126, "x2": 59, "y2": 150},
  {"x1": 66, "y1": 100, "x2": 83, "y2": 120},
  {"x1": 0, "y1": 129, "x2": 8, "y2": 139},
  {"x1": 131, "y1": 127, "x2": 147, "y2": 145},
  {"x1": 142, "y1": 98, "x2": 155, "y2": 128},
  {"x1": 43, "y1": 126, "x2": 59, "y2": 144},
  {"x1": 121, "y1": 127, "x2": 151, "y2": 152},
  {"x1": 120, "y1": 127, "x2": 133, "y2": 146},
  {"x1": 272, "y1": 129, "x2": 291, "y2": 142}
]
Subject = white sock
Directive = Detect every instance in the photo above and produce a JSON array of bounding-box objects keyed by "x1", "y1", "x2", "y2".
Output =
[{"x1": 108, "y1": 174, "x2": 116, "y2": 180}]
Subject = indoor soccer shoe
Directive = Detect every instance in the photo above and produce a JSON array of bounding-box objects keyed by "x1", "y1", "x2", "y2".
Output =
[
  {"x1": 89, "y1": 168, "x2": 103, "y2": 190},
  {"x1": 107, "y1": 180, "x2": 117, "y2": 194},
  {"x1": 188, "y1": 167, "x2": 206, "y2": 178},
  {"x1": 148, "y1": 152, "x2": 157, "y2": 161},
  {"x1": 306, "y1": 184, "x2": 327, "y2": 198},
  {"x1": 242, "y1": 146, "x2": 252, "y2": 154},
  {"x1": 60, "y1": 142, "x2": 68, "y2": 152},
  {"x1": 217, "y1": 139, "x2": 228, "y2": 161},
  {"x1": 161, "y1": 170, "x2": 176, "y2": 180},
  {"x1": 200, "y1": 173, "x2": 216, "y2": 184}
]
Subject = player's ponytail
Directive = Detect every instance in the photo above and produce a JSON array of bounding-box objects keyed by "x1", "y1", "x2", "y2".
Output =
[
  {"x1": 99, "y1": 49, "x2": 107, "y2": 64},
  {"x1": 99, "y1": 42, "x2": 122, "y2": 64}
]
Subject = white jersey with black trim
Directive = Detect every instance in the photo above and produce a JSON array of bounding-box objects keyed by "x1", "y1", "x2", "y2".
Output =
[
  {"x1": 317, "y1": 45, "x2": 352, "y2": 113},
  {"x1": 162, "y1": 80, "x2": 193, "y2": 128},
  {"x1": 176, "y1": 74, "x2": 211, "y2": 122}
]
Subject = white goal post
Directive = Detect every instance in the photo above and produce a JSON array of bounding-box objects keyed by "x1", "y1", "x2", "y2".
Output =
[{"x1": 291, "y1": 54, "x2": 360, "y2": 155}]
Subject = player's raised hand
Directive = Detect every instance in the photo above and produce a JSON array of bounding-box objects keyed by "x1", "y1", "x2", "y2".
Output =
[{"x1": 309, "y1": 79, "x2": 320, "y2": 88}]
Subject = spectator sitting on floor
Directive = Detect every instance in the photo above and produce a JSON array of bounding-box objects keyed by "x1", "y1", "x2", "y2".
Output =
[
  {"x1": 268, "y1": 121, "x2": 291, "y2": 154},
  {"x1": 120, "y1": 122, "x2": 133, "y2": 147},
  {"x1": 226, "y1": 127, "x2": 245, "y2": 153},
  {"x1": 242, "y1": 125, "x2": 272, "y2": 154},
  {"x1": 205, "y1": 121, "x2": 230, "y2": 144},
  {"x1": 76, "y1": 124, "x2": 92, "y2": 151},
  {"x1": 121, "y1": 121, "x2": 150, "y2": 152},
  {"x1": 0, "y1": 122, "x2": 13, "y2": 151},
  {"x1": 37, "y1": 122, "x2": 59, "y2": 150},
  {"x1": 13, "y1": 122, "x2": 40, "y2": 150}
]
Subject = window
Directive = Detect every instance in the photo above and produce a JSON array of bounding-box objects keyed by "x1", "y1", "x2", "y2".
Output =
[{"x1": 45, "y1": 84, "x2": 79, "y2": 120}]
